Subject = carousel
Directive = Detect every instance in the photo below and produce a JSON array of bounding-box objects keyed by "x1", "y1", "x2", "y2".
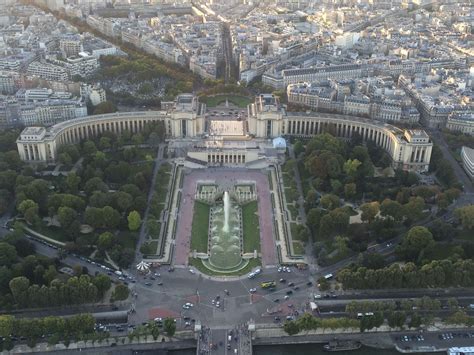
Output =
[{"x1": 136, "y1": 260, "x2": 151, "y2": 274}]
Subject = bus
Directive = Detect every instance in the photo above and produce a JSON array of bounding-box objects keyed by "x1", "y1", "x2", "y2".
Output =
[
  {"x1": 260, "y1": 281, "x2": 276, "y2": 289},
  {"x1": 324, "y1": 273, "x2": 333, "y2": 280}
]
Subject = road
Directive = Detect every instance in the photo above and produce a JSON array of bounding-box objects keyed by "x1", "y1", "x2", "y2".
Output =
[
  {"x1": 429, "y1": 129, "x2": 473, "y2": 193},
  {"x1": 221, "y1": 23, "x2": 234, "y2": 83}
]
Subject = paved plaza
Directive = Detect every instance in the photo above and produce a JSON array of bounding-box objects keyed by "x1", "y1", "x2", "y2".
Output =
[{"x1": 174, "y1": 168, "x2": 277, "y2": 267}]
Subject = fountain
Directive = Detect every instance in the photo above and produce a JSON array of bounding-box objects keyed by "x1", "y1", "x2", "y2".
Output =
[
  {"x1": 223, "y1": 191, "x2": 230, "y2": 233},
  {"x1": 207, "y1": 191, "x2": 243, "y2": 270}
]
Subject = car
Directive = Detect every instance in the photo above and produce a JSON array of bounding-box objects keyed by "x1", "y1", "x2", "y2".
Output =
[
  {"x1": 216, "y1": 295, "x2": 221, "y2": 301},
  {"x1": 157, "y1": 282, "x2": 163, "y2": 286},
  {"x1": 189, "y1": 268, "x2": 196, "y2": 274},
  {"x1": 273, "y1": 299, "x2": 279, "y2": 302},
  {"x1": 284, "y1": 295, "x2": 290, "y2": 300},
  {"x1": 185, "y1": 302, "x2": 194, "y2": 307},
  {"x1": 330, "y1": 294, "x2": 337, "y2": 298},
  {"x1": 168, "y1": 267, "x2": 175, "y2": 272},
  {"x1": 314, "y1": 294, "x2": 322, "y2": 299},
  {"x1": 145, "y1": 282, "x2": 152, "y2": 286},
  {"x1": 323, "y1": 294, "x2": 330, "y2": 299},
  {"x1": 249, "y1": 288, "x2": 257, "y2": 293},
  {"x1": 286, "y1": 290, "x2": 293, "y2": 295},
  {"x1": 274, "y1": 316, "x2": 281, "y2": 322},
  {"x1": 288, "y1": 282, "x2": 294, "y2": 287},
  {"x1": 150, "y1": 276, "x2": 156, "y2": 280},
  {"x1": 279, "y1": 278, "x2": 286, "y2": 283},
  {"x1": 154, "y1": 273, "x2": 161, "y2": 277},
  {"x1": 278, "y1": 267, "x2": 283, "y2": 273},
  {"x1": 306, "y1": 281, "x2": 313, "y2": 286},
  {"x1": 182, "y1": 305, "x2": 190, "y2": 309},
  {"x1": 286, "y1": 316, "x2": 294, "y2": 321},
  {"x1": 293, "y1": 286, "x2": 300, "y2": 291},
  {"x1": 248, "y1": 273, "x2": 256, "y2": 279}
]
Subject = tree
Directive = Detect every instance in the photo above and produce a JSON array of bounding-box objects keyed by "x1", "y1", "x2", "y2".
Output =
[
  {"x1": 320, "y1": 194, "x2": 340, "y2": 210},
  {"x1": 409, "y1": 313, "x2": 422, "y2": 329},
  {"x1": 317, "y1": 276, "x2": 330, "y2": 291},
  {"x1": 65, "y1": 172, "x2": 81, "y2": 194},
  {"x1": 84, "y1": 177, "x2": 108, "y2": 196},
  {"x1": 283, "y1": 321, "x2": 300, "y2": 335},
  {"x1": 18, "y1": 199, "x2": 38, "y2": 215},
  {"x1": 454, "y1": 205, "x2": 474, "y2": 230},
  {"x1": 360, "y1": 202, "x2": 380, "y2": 223},
  {"x1": 402, "y1": 196, "x2": 425, "y2": 223},
  {"x1": 397, "y1": 226, "x2": 435, "y2": 262},
  {"x1": 9, "y1": 276, "x2": 30, "y2": 307},
  {"x1": 58, "y1": 152, "x2": 72, "y2": 166},
  {"x1": 57, "y1": 206, "x2": 77, "y2": 229},
  {"x1": 293, "y1": 140, "x2": 304, "y2": 157},
  {"x1": 306, "y1": 133, "x2": 345, "y2": 156},
  {"x1": 127, "y1": 211, "x2": 142, "y2": 231},
  {"x1": 99, "y1": 137, "x2": 112, "y2": 150},
  {"x1": 114, "y1": 191, "x2": 133, "y2": 212},
  {"x1": 82, "y1": 141, "x2": 98, "y2": 157},
  {"x1": 306, "y1": 208, "x2": 324, "y2": 233},
  {"x1": 163, "y1": 318, "x2": 176, "y2": 337},
  {"x1": 102, "y1": 206, "x2": 121, "y2": 229},
  {"x1": 446, "y1": 311, "x2": 470, "y2": 325},
  {"x1": 380, "y1": 199, "x2": 403, "y2": 221},
  {"x1": 150, "y1": 323, "x2": 160, "y2": 340},
  {"x1": 111, "y1": 284, "x2": 129, "y2": 301},
  {"x1": 92, "y1": 274, "x2": 112, "y2": 297},
  {"x1": 344, "y1": 183, "x2": 357, "y2": 200},
  {"x1": 93, "y1": 101, "x2": 117, "y2": 115},
  {"x1": 343, "y1": 159, "x2": 362, "y2": 178},
  {"x1": 0, "y1": 243, "x2": 17, "y2": 266},
  {"x1": 97, "y1": 232, "x2": 114, "y2": 251},
  {"x1": 387, "y1": 311, "x2": 406, "y2": 329},
  {"x1": 84, "y1": 207, "x2": 104, "y2": 228}
]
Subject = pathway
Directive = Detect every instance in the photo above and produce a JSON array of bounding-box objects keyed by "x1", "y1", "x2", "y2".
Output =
[
  {"x1": 288, "y1": 145, "x2": 314, "y2": 265},
  {"x1": 135, "y1": 144, "x2": 166, "y2": 265},
  {"x1": 269, "y1": 167, "x2": 291, "y2": 264}
]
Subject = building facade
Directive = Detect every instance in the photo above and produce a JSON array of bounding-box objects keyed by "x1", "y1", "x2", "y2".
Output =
[
  {"x1": 18, "y1": 94, "x2": 432, "y2": 172},
  {"x1": 17, "y1": 94, "x2": 206, "y2": 162},
  {"x1": 460, "y1": 146, "x2": 474, "y2": 180},
  {"x1": 248, "y1": 94, "x2": 432, "y2": 172}
]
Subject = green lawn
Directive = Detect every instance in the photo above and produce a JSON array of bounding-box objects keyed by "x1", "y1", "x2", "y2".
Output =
[
  {"x1": 189, "y1": 257, "x2": 261, "y2": 276},
  {"x1": 190, "y1": 202, "x2": 210, "y2": 253},
  {"x1": 242, "y1": 201, "x2": 260, "y2": 253},
  {"x1": 292, "y1": 241, "x2": 305, "y2": 255},
  {"x1": 199, "y1": 95, "x2": 252, "y2": 108},
  {"x1": 287, "y1": 204, "x2": 299, "y2": 221},
  {"x1": 24, "y1": 222, "x2": 70, "y2": 243}
]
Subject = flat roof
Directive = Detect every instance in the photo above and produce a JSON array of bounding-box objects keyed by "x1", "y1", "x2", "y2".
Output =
[{"x1": 21, "y1": 127, "x2": 45, "y2": 135}]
